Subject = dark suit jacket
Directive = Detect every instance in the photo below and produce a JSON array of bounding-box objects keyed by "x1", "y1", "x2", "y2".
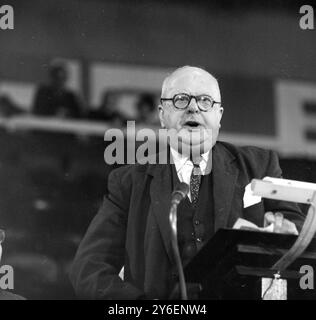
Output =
[{"x1": 70, "y1": 141, "x2": 305, "y2": 299}]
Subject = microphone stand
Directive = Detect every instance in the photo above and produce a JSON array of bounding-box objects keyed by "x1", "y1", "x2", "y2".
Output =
[
  {"x1": 169, "y1": 201, "x2": 188, "y2": 300},
  {"x1": 272, "y1": 191, "x2": 316, "y2": 271}
]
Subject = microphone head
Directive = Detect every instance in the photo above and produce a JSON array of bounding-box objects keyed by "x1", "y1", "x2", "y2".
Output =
[{"x1": 172, "y1": 182, "x2": 190, "y2": 204}]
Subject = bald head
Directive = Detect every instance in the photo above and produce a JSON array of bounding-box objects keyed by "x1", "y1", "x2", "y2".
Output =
[{"x1": 161, "y1": 66, "x2": 221, "y2": 102}]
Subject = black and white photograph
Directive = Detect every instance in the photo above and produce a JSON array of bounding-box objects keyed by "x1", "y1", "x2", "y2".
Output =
[{"x1": 0, "y1": 0, "x2": 316, "y2": 305}]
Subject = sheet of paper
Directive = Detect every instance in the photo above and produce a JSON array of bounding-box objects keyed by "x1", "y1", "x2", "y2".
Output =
[
  {"x1": 243, "y1": 182, "x2": 262, "y2": 208},
  {"x1": 233, "y1": 218, "x2": 274, "y2": 232}
]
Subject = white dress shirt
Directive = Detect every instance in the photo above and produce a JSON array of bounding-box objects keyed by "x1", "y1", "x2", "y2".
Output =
[{"x1": 170, "y1": 148, "x2": 210, "y2": 202}]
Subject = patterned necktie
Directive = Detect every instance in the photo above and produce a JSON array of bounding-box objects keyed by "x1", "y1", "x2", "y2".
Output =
[{"x1": 190, "y1": 160, "x2": 202, "y2": 205}]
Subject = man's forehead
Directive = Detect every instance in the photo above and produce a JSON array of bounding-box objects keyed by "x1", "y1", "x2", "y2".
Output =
[{"x1": 162, "y1": 67, "x2": 220, "y2": 97}]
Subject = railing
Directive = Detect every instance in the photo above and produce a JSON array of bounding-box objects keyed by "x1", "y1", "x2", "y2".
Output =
[{"x1": 1, "y1": 115, "x2": 316, "y2": 158}]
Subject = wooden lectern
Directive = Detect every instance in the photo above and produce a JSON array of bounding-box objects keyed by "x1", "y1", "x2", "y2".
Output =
[{"x1": 184, "y1": 229, "x2": 316, "y2": 300}]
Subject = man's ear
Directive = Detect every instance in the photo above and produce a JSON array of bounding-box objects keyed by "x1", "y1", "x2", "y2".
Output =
[
  {"x1": 158, "y1": 105, "x2": 166, "y2": 128},
  {"x1": 218, "y1": 107, "x2": 224, "y2": 122}
]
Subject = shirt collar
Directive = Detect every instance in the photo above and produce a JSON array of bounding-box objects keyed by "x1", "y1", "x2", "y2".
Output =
[{"x1": 170, "y1": 147, "x2": 210, "y2": 175}]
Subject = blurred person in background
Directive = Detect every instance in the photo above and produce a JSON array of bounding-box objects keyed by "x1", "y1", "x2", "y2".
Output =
[
  {"x1": 87, "y1": 91, "x2": 126, "y2": 126},
  {"x1": 136, "y1": 93, "x2": 158, "y2": 124},
  {"x1": 32, "y1": 60, "x2": 82, "y2": 119}
]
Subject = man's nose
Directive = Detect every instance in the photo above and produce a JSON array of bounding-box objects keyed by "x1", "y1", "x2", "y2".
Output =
[{"x1": 187, "y1": 97, "x2": 200, "y2": 113}]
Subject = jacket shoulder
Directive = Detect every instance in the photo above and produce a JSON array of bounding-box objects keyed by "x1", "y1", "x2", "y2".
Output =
[
  {"x1": 216, "y1": 141, "x2": 280, "y2": 177},
  {"x1": 217, "y1": 141, "x2": 274, "y2": 160},
  {"x1": 108, "y1": 163, "x2": 148, "y2": 180},
  {"x1": 107, "y1": 163, "x2": 148, "y2": 190}
]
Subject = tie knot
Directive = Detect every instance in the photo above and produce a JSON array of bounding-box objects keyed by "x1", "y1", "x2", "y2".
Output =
[
  {"x1": 193, "y1": 163, "x2": 200, "y2": 175},
  {"x1": 191, "y1": 155, "x2": 202, "y2": 175},
  {"x1": 191, "y1": 155, "x2": 203, "y2": 166}
]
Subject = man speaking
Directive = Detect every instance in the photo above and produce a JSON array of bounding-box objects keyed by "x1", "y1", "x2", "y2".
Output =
[{"x1": 70, "y1": 66, "x2": 304, "y2": 299}]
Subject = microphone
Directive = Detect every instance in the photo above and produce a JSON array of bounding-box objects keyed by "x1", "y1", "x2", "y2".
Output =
[
  {"x1": 171, "y1": 182, "x2": 190, "y2": 205},
  {"x1": 169, "y1": 182, "x2": 189, "y2": 300}
]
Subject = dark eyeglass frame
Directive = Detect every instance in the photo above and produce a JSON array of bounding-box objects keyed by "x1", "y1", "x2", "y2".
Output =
[{"x1": 160, "y1": 93, "x2": 221, "y2": 111}]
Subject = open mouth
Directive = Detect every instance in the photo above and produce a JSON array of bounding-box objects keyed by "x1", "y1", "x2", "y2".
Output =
[{"x1": 183, "y1": 120, "x2": 202, "y2": 129}]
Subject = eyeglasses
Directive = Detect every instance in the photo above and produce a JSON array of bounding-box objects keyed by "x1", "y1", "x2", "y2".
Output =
[{"x1": 160, "y1": 93, "x2": 221, "y2": 112}]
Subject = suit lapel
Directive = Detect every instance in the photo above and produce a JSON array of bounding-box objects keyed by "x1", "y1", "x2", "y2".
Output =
[
  {"x1": 212, "y1": 143, "x2": 239, "y2": 232},
  {"x1": 146, "y1": 152, "x2": 175, "y2": 264}
]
